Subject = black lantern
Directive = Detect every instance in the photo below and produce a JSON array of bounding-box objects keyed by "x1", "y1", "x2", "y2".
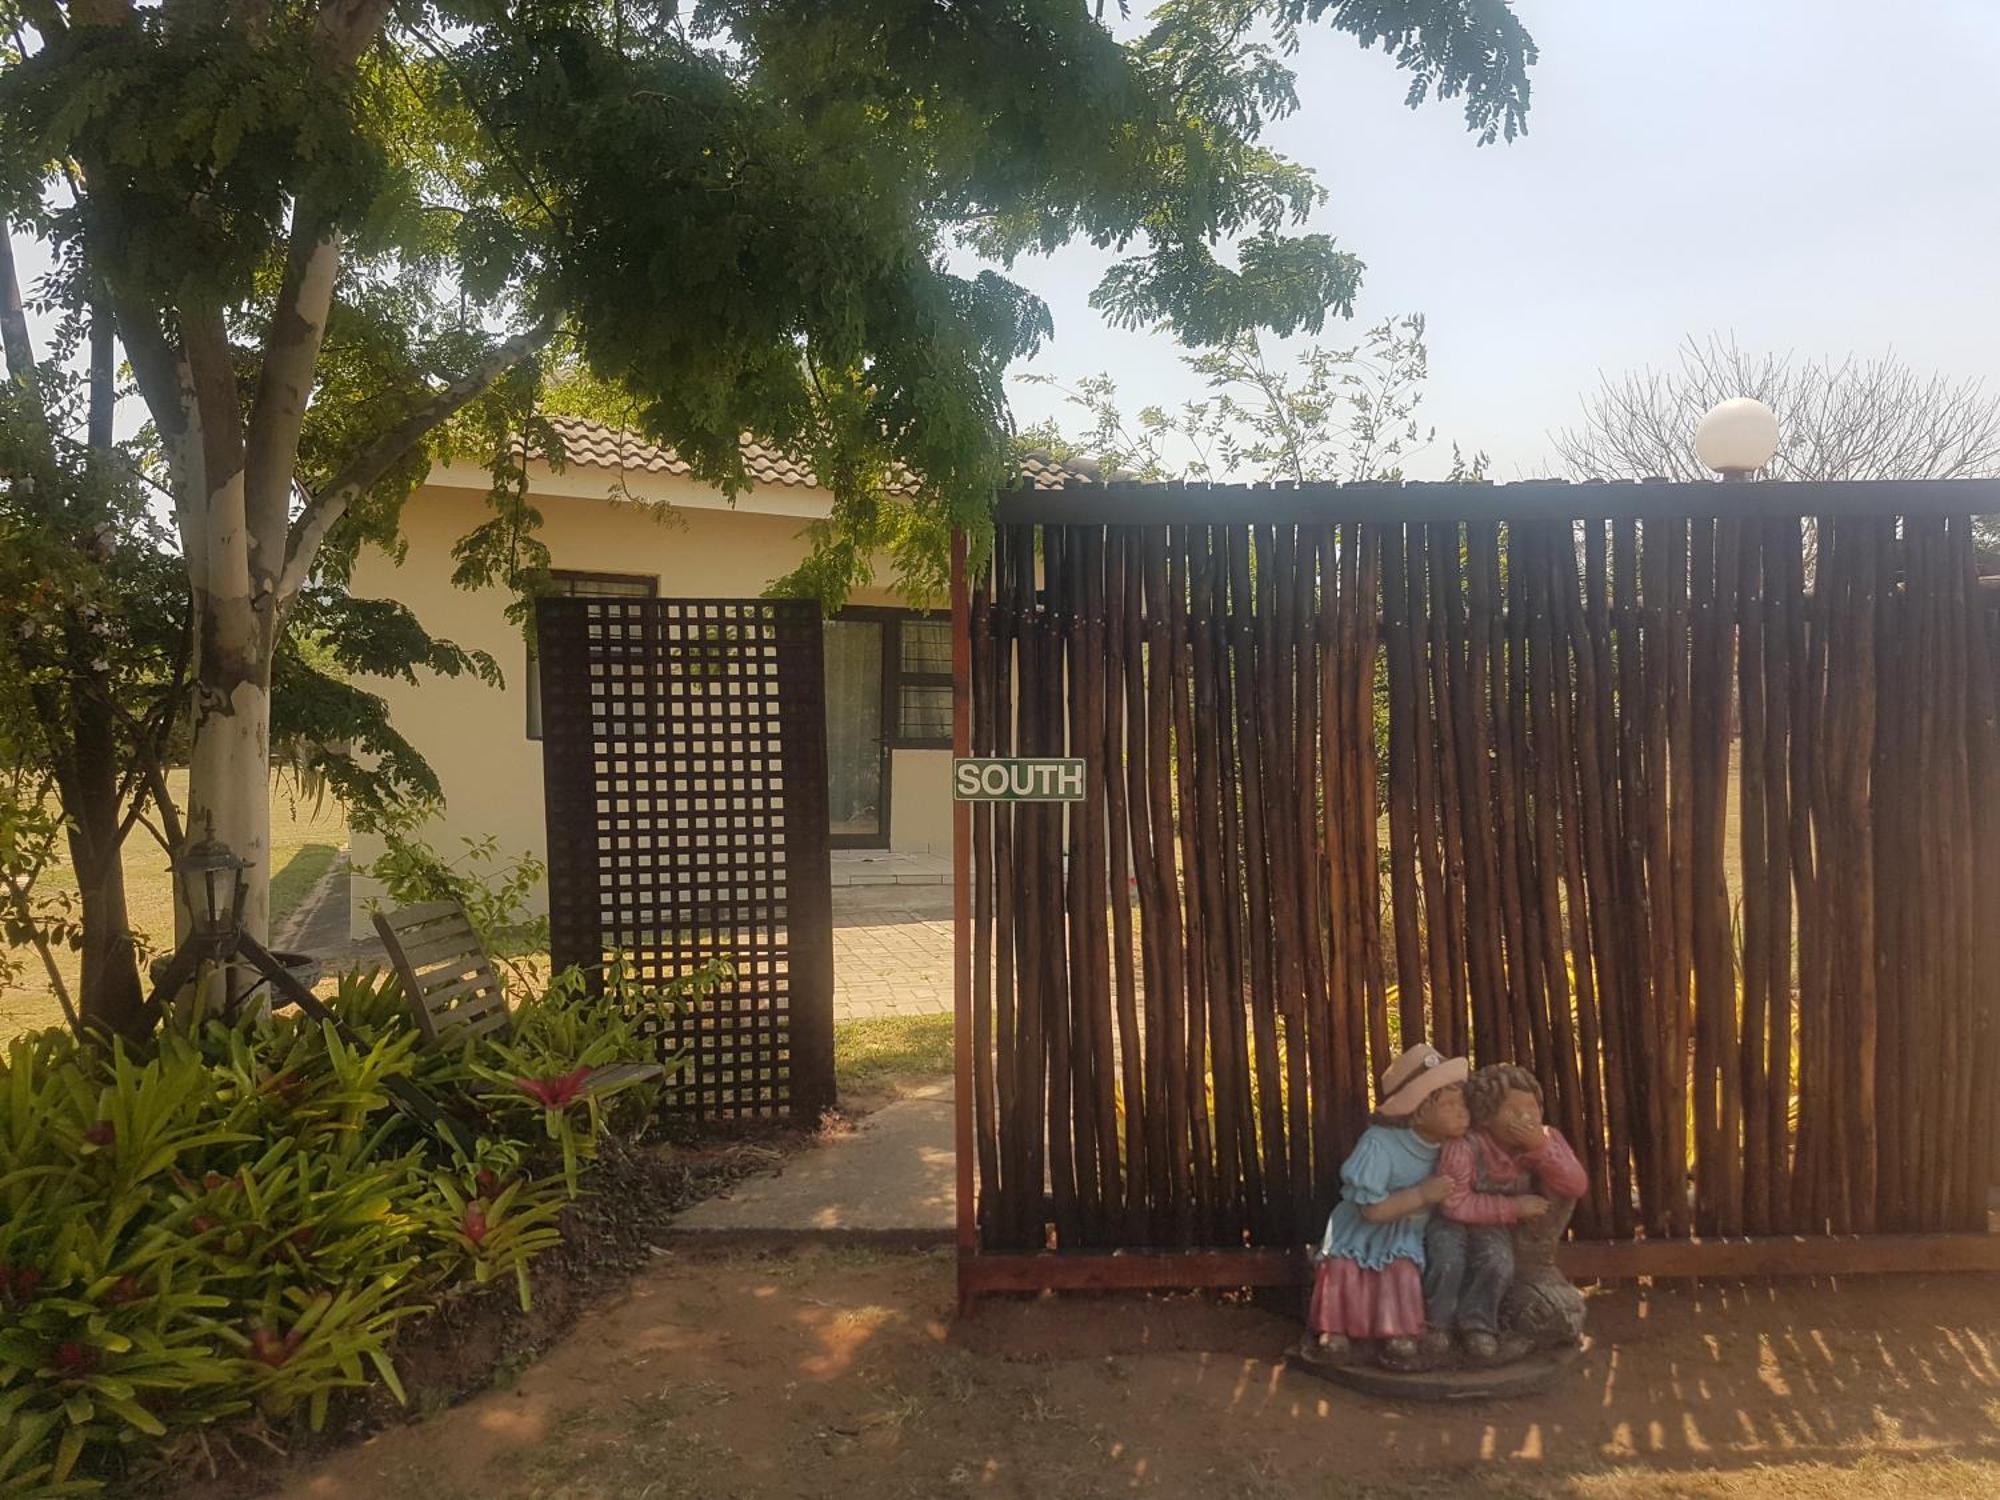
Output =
[{"x1": 176, "y1": 828, "x2": 250, "y2": 950}]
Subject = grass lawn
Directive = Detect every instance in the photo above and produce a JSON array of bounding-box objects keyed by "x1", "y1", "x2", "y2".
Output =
[
  {"x1": 0, "y1": 771, "x2": 345, "y2": 1041},
  {"x1": 834, "y1": 1012, "x2": 954, "y2": 1103}
]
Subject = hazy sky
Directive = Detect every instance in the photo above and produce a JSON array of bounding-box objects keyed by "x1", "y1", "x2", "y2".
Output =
[{"x1": 999, "y1": 0, "x2": 2000, "y2": 479}]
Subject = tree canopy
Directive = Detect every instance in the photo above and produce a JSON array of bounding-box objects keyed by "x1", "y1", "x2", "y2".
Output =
[{"x1": 0, "y1": 0, "x2": 1536, "y2": 1018}]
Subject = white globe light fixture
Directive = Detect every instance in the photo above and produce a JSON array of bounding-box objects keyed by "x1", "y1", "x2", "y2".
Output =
[{"x1": 1694, "y1": 397, "x2": 1780, "y2": 479}]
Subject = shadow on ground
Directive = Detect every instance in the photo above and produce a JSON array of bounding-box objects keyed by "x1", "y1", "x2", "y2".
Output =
[{"x1": 257, "y1": 1250, "x2": 2000, "y2": 1500}]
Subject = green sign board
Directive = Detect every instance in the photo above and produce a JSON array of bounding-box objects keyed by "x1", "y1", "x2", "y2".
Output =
[{"x1": 953, "y1": 758, "x2": 1086, "y2": 802}]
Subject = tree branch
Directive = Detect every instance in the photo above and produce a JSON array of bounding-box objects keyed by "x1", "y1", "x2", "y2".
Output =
[
  {"x1": 0, "y1": 226, "x2": 40, "y2": 383},
  {"x1": 278, "y1": 318, "x2": 558, "y2": 602},
  {"x1": 179, "y1": 297, "x2": 252, "y2": 589},
  {"x1": 246, "y1": 213, "x2": 341, "y2": 571},
  {"x1": 313, "y1": 0, "x2": 392, "y2": 70}
]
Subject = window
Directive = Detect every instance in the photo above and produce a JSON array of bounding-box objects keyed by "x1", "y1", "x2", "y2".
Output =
[
  {"x1": 892, "y1": 616, "x2": 953, "y2": 748},
  {"x1": 525, "y1": 571, "x2": 658, "y2": 739}
]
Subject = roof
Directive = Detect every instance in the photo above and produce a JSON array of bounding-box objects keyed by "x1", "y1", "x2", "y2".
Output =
[{"x1": 541, "y1": 415, "x2": 1101, "y2": 493}]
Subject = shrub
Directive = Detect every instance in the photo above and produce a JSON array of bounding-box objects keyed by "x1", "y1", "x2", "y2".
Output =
[{"x1": 0, "y1": 950, "x2": 722, "y2": 1493}]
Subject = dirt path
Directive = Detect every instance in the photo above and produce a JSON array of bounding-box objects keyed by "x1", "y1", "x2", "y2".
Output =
[{"x1": 268, "y1": 1250, "x2": 2000, "y2": 1500}]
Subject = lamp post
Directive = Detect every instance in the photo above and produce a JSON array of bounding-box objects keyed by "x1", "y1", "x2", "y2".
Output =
[
  {"x1": 1695, "y1": 396, "x2": 1781, "y2": 482},
  {"x1": 176, "y1": 828, "x2": 250, "y2": 955}
]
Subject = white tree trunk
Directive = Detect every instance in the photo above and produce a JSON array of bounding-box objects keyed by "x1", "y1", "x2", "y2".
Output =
[{"x1": 186, "y1": 589, "x2": 275, "y2": 946}]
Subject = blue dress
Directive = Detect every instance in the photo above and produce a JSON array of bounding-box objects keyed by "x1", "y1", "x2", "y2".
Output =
[{"x1": 1315, "y1": 1125, "x2": 1441, "y2": 1270}]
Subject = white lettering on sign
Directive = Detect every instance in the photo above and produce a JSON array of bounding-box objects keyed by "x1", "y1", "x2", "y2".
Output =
[{"x1": 951, "y1": 758, "x2": 1089, "y2": 802}]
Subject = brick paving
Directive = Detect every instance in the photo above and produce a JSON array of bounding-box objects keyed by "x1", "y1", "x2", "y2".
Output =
[{"x1": 831, "y1": 887, "x2": 954, "y2": 1021}]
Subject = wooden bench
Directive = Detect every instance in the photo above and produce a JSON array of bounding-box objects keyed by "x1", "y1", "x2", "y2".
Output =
[{"x1": 371, "y1": 899, "x2": 665, "y2": 1097}]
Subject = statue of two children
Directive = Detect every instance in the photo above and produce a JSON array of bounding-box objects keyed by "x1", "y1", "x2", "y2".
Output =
[{"x1": 1302, "y1": 1045, "x2": 1588, "y2": 1373}]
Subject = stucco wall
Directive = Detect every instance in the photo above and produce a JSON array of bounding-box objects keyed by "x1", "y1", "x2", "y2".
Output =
[{"x1": 347, "y1": 466, "x2": 948, "y2": 938}]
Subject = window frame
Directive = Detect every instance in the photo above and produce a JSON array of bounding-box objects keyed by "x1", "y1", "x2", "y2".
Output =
[
  {"x1": 886, "y1": 609, "x2": 954, "y2": 751},
  {"x1": 525, "y1": 569, "x2": 659, "y2": 741}
]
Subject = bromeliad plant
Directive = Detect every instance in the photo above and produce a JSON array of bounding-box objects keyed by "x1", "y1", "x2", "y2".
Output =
[
  {"x1": 474, "y1": 954, "x2": 722, "y2": 1189},
  {"x1": 0, "y1": 948, "x2": 712, "y2": 1492}
]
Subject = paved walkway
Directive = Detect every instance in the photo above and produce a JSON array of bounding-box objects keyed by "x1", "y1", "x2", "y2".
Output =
[
  {"x1": 665, "y1": 1079, "x2": 954, "y2": 1242},
  {"x1": 290, "y1": 855, "x2": 954, "y2": 1022},
  {"x1": 830, "y1": 886, "x2": 953, "y2": 1021}
]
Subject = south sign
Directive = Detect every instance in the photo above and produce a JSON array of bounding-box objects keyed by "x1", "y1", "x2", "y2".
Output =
[{"x1": 952, "y1": 758, "x2": 1087, "y2": 803}]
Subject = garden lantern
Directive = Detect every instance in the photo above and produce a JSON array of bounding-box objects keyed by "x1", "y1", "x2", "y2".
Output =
[
  {"x1": 175, "y1": 827, "x2": 249, "y2": 950},
  {"x1": 1695, "y1": 396, "x2": 1780, "y2": 478}
]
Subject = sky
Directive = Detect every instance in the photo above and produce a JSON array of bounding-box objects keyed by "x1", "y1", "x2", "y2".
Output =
[{"x1": 996, "y1": 0, "x2": 2000, "y2": 479}]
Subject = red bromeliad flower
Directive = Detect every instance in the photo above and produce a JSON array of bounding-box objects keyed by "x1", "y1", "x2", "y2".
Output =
[
  {"x1": 288, "y1": 1225, "x2": 315, "y2": 1251},
  {"x1": 246, "y1": 1326, "x2": 304, "y2": 1368},
  {"x1": 1, "y1": 1265, "x2": 42, "y2": 1301},
  {"x1": 105, "y1": 1275, "x2": 146, "y2": 1305},
  {"x1": 51, "y1": 1342, "x2": 97, "y2": 1378},
  {"x1": 82, "y1": 1121, "x2": 115, "y2": 1148},
  {"x1": 190, "y1": 1215, "x2": 218, "y2": 1235},
  {"x1": 513, "y1": 1066, "x2": 592, "y2": 1110},
  {"x1": 462, "y1": 1205, "x2": 490, "y2": 1247},
  {"x1": 475, "y1": 1167, "x2": 502, "y2": 1199}
]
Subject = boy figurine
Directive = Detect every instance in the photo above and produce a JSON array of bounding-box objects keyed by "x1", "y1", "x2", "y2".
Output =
[{"x1": 1423, "y1": 1063, "x2": 1587, "y2": 1367}]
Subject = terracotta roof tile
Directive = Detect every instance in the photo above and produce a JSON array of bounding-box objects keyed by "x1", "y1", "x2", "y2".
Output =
[{"x1": 540, "y1": 415, "x2": 1100, "y2": 493}]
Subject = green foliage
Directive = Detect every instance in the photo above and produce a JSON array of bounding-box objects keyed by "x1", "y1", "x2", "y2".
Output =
[
  {"x1": 2, "y1": 0, "x2": 1537, "y2": 596},
  {"x1": 0, "y1": 943, "x2": 724, "y2": 1491},
  {"x1": 473, "y1": 955, "x2": 720, "y2": 1191}
]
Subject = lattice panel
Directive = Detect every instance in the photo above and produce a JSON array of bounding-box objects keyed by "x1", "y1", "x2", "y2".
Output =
[{"x1": 540, "y1": 597, "x2": 834, "y2": 1122}]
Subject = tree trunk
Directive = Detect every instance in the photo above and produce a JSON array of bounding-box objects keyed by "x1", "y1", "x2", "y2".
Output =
[
  {"x1": 186, "y1": 591, "x2": 275, "y2": 945},
  {"x1": 67, "y1": 642, "x2": 147, "y2": 1036},
  {"x1": 72, "y1": 836, "x2": 144, "y2": 1038}
]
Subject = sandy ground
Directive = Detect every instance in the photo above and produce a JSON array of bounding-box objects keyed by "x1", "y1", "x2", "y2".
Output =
[{"x1": 260, "y1": 1249, "x2": 2000, "y2": 1500}]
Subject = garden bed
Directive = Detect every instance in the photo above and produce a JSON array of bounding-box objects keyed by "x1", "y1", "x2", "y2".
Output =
[{"x1": 163, "y1": 1126, "x2": 809, "y2": 1500}]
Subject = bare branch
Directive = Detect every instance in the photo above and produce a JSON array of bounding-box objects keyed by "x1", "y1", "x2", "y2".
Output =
[
  {"x1": 278, "y1": 318, "x2": 558, "y2": 602},
  {"x1": 1554, "y1": 335, "x2": 2000, "y2": 484}
]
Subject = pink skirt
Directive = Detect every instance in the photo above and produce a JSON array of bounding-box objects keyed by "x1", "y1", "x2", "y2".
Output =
[{"x1": 1308, "y1": 1256, "x2": 1425, "y2": 1340}]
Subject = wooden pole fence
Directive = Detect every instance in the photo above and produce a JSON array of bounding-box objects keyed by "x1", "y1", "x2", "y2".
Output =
[{"x1": 954, "y1": 483, "x2": 2000, "y2": 1310}]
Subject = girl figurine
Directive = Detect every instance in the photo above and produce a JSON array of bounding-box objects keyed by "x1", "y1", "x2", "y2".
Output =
[{"x1": 1304, "y1": 1043, "x2": 1471, "y2": 1371}]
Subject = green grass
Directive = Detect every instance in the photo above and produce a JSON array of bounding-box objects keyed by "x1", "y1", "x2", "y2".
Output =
[
  {"x1": 834, "y1": 1013, "x2": 953, "y2": 1100},
  {"x1": 1, "y1": 771, "x2": 345, "y2": 1040}
]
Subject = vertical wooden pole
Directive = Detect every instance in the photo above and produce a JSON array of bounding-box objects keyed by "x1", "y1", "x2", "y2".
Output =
[
  {"x1": 970, "y1": 555, "x2": 1000, "y2": 1243},
  {"x1": 952, "y1": 528, "x2": 976, "y2": 1313}
]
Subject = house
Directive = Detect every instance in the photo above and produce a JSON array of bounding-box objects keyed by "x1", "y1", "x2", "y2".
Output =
[{"x1": 345, "y1": 415, "x2": 1088, "y2": 938}]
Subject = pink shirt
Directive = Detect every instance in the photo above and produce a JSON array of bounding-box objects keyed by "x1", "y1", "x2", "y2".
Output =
[{"x1": 1438, "y1": 1128, "x2": 1588, "y2": 1226}]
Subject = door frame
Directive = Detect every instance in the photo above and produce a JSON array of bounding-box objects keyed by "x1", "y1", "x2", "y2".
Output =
[
  {"x1": 827, "y1": 607, "x2": 897, "y2": 850},
  {"x1": 824, "y1": 604, "x2": 953, "y2": 850}
]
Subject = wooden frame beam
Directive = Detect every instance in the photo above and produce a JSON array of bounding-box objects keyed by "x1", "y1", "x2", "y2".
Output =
[
  {"x1": 993, "y1": 478, "x2": 2000, "y2": 527},
  {"x1": 956, "y1": 1233, "x2": 2000, "y2": 1308}
]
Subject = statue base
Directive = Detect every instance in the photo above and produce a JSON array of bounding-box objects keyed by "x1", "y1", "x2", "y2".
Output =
[{"x1": 1288, "y1": 1338, "x2": 1587, "y2": 1403}]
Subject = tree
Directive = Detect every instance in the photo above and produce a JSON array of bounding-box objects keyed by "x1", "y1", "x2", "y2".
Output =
[
  {"x1": 2, "y1": 231, "x2": 497, "y2": 1031},
  {"x1": 1, "y1": 231, "x2": 184, "y2": 1035},
  {"x1": 1018, "y1": 314, "x2": 1485, "y2": 484},
  {"x1": 0, "y1": 1, "x2": 1536, "y2": 975},
  {"x1": 1553, "y1": 335, "x2": 2000, "y2": 485}
]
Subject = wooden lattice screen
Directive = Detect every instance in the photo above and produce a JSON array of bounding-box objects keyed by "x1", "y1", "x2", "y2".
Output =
[
  {"x1": 964, "y1": 501, "x2": 2000, "y2": 1268},
  {"x1": 540, "y1": 596, "x2": 834, "y2": 1123}
]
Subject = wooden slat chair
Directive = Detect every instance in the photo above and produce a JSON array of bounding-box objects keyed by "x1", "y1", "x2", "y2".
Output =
[{"x1": 371, "y1": 899, "x2": 664, "y2": 1096}]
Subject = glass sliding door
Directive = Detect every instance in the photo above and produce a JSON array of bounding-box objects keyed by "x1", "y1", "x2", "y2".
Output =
[{"x1": 823, "y1": 617, "x2": 888, "y2": 847}]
